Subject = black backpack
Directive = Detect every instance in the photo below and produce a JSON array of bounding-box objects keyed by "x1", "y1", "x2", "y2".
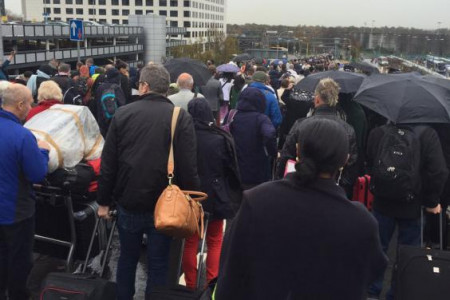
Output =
[
  {"x1": 63, "y1": 86, "x2": 83, "y2": 105},
  {"x1": 370, "y1": 124, "x2": 421, "y2": 202},
  {"x1": 100, "y1": 83, "x2": 121, "y2": 120},
  {"x1": 76, "y1": 77, "x2": 89, "y2": 98}
]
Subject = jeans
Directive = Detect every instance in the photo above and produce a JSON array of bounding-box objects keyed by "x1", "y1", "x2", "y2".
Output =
[
  {"x1": 0, "y1": 216, "x2": 35, "y2": 300},
  {"x1": 368, "y1": 210, "x2": 420, "y2": 299},
  {"x1": 182, "y1": 219, "x2": 224, "y2": 289},
  {"x1": 116, "y1": 206, "x2": 172, "y2": 300}
]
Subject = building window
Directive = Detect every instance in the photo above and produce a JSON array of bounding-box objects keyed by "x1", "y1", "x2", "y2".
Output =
[
  {"x1": 112, "y1": 0, "x2": 119, "y2": 4},
  {"x1": 99, "y1": 0, "x2": 106, "y2": 4},
  {"x1": 88, "y1": 9, "x2": 96, "y2": 14},
  {"x1": 184, "y1": 0, "x2": 190, "y2": 7},
  {"x1": 99, "y1": 18, "x2": 107, "y2": 23},
  {"x1": 170, "y1": 10, "x2": 178, "y2": 17},
  {"x1": 76, "y1": 8, "x2": 83, "y2": 14},
  {"x1": 170, "y1": 0, "x2": 177, "y2": 6},
  {"x1": 54, "y1": 17, "x2": 61, "y2": 20},
  {"x1": 183, "y1": 21, "x2": 190, "y2": 27},
  {"x1": 88, "y1": 0, "x2": 95, "y2": 4},
  {"x1": 146, "y1": 0, "x2": 153, "y2": 5},
  {"x1": 75, "y1": 0, "x2": 83, "y2": 4},
  {"x1": 66, "y1": 8, "x2": 73, "y2": 14},
  {"x1": 112, "y1": 9, "x2": 119, "y2": 15},
  {"x1": 122, "y1": 9, "x2": 130, "y2": 15},
  {"x1": 44, "y1": 7, "x2": 51, "y2": 14},
  {"x1": 146, "y1": 10, "x2": 154, "y2": 14},
  {"x1": 112, "y1": 19, "x2": 120, "y2": 24},
  {"x1": 183, "y1": 11, "x2": 190, "y2": 17},
  {"x1": 123, "y1": 20, "x2": 129, "y2": 24},
  {"x1": 99, "y1": 9, "x2": 106, "y2": 15},
  {"x1": 43, "y1": 0, "x2": 50, "y2": 3},
  {"x1": 122, "y1": 0, "x2": 130, "y2": 5},
  {"x1": 159, "y1": 0, "x2": 167, "y2": 6},
  {"x1": 184, "y1": 32, "x2": 190, "y2": 38},
  {"x1": 135, "y1": 9, "x2": 143, "y2": 14},
  {"x1": 135, "y1": 0, "x2": 142, "y2": 5},
  {"x1": 170, "y1": 21, "x2": 178, "y2": 27},
  {"x1": 159, "y1": 10, "x2": 167, "y2": 16},
  {"x1": 53, "y1": 0, "x2": 60, "y2": 4},
  {"x1": 54, "y1": 8, "x2": 61, "y2": 13}
]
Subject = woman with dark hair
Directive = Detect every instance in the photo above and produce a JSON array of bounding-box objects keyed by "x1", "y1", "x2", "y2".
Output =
[
  {"x1": 184, "y1": 98, "x2": 242, "y2": 289},
  {"x1": 229, "y1": 73, "x2": 245, "y2": 110},
  {"x1": 215, "y1": 118, "x2": 387, "y2": 300}
]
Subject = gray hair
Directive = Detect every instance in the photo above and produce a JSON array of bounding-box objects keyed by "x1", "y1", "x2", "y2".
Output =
[
  {"x1": 140, "y1": 64, "x2": 170, "y2": 95},
  {"x1": 314, "y1": 78, "x2": 340, "y2": 107}
]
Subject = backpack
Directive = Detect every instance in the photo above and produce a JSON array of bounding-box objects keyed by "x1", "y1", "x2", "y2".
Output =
[
  {"x1": 221, "y1": 109, "x2": 238, "y2": 133},
  {"x1": 63, "y1": 86, "x2": 83, "y2": 105},
  {"x1": 76, "y1": 77, "x2": 89, "y2": 97},
  {"x1": 370, "y1": 125, "x2": 421, "y2": 202},
  {"x1": 100, "y1": 83, "x2": 120, "y2": 120}
]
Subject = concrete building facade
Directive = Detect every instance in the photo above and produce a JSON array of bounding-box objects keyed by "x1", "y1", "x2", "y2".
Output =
[{"x1": 20, "y1": 0, "x2": 227, "y2": 44}]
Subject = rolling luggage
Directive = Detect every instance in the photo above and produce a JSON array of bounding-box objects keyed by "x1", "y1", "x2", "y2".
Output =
[
  {"x1": 395, "y1": 209, "x2": 450, "y2": 300},
  {"x1": 40, "y1": 214, "x2": 117, "y2": 300},
  {"x1": 352, "y1": 175, "x2": 374, "y2": 210},
  {"x1": 150, "y1": 213, "x2": 213, "y2": 300}
]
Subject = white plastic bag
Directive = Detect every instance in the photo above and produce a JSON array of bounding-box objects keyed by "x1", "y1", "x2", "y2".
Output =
[{"x1": 25, "y1": 104, "x2": 104, "y2": 173}]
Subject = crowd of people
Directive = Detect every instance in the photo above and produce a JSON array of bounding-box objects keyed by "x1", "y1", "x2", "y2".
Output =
[{"x1": 0, "y1": 53, "x2": 448, "y2": 300}]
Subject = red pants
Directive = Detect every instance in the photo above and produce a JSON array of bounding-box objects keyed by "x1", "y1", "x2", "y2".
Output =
[{"x1": 182, "y1": 219, "x2": 224, "y2": 289}]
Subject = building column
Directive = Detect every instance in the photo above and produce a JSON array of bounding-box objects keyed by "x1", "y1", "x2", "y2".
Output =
[{"x1": 129, "y1": 14, "x2": 166, "y2": 64}]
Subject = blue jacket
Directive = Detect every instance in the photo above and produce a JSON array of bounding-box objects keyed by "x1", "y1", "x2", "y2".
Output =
[
  {"x1": 0, "y1": 59, "x2": 10, "y2": 81},
  {"x1": 0, "y1": 110, "x2": 49, "y2": 224},
  {"x1": 230, "y1": 87, "x2": 277, "y2": 185},
  {"x1": 248, "y1": 82, "x2": 283, "y2": 128}
]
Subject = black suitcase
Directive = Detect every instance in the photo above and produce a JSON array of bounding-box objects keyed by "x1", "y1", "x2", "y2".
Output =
[
  {"x1": 395, "y1": 209, "x2": 450, "y2": 300},
  {"x1": 40, "y1": 214, "x2": 117, "y2": 300},
  {"x1": 150, "y1": 213, "x2": 213, "y2": 300}
]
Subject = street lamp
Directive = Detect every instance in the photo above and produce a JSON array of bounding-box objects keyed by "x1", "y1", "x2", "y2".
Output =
[{"x1": 277, "y1": 30, "x2": 293, "y2": 59}]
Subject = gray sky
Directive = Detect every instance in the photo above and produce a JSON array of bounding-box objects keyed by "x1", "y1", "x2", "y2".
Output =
[{"x1": 5, "y1": 0, "x2": 449, "y2": 30}]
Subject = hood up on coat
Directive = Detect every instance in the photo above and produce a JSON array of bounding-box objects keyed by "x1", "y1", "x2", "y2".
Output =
[
  {"x1": 236, "y1": 87, "x2": 266, "y2": 113},
  {"x1": 188, "y1": 97, "x2": 215, "y2": 124},
  {"x1": 105, "y1": 68, "x2": 121, "y2": 84}
]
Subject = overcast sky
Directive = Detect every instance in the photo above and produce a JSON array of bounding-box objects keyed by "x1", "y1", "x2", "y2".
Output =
[{"x1": 5, "y1": 0, "x2": 449, "y2": 30}]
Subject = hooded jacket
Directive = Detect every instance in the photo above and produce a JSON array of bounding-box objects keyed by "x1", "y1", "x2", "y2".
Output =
[
  {"x1": 97, "y1": 93, "x2": 200, "y2": 213},
  {"x1": 27, "y1": 66, "x2": 54, "y2": 99},
  {"x1": 230, "y1": 87, "x2": 277, "y2": 185},
  {"x1": 0, "y1": 110, "x2": 49, "y2": 224},
  {"x1": 95, "y1": 68, "x2": 127, "y2": 136},
  {"x1": 188, "y1": 98, "x2": 242, "y2": 219},
  {"x1": 248, "y1": 81, "x2": 283, "y2": 128}
]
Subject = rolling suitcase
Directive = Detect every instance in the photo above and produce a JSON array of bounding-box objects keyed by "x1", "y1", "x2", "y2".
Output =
[
  {"x1": 150, "y1": 213, "x2": 213, "y2": 300},
  {"x1": 352, "y1": 175, "x2": 374, "y2": 210},
  {"x1": 40, "y1": 213, "x2": 117, "y2": 300},
  {"x1": 395, "y1": 209, "x2": 450, "y2": 300}
]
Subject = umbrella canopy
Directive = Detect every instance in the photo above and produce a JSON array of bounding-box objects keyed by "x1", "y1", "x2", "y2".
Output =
[
  {"x1": 163, "y1": 57, "x2": 211, "y2": 86},
  {"x1": 233, "y1": 53, "x2": 253, "y2": 62},
  {"x1": 295, "y1": 70, "x2": 366, "y2": 93},
  {"x1": 354, "y1": 73, "x2": 450, "y2": 124},
  {"x1": 349, "y1": 62, "x2": 380, "y2": 74},
  {"x1": 217, "y1": 63, "x2": 240, "y2": 73},
  {"x1": 271, "y1": 58, "x2": 288, "y2": 65}
]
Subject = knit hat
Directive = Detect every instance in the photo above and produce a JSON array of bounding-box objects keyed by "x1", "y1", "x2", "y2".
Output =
[{"x1": 252, "y1": 71, "x2": 268, "y2": 83}]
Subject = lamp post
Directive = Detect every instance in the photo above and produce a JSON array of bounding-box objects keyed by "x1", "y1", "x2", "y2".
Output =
[{"x1": 277, "y1": 30, "x2": 293, "y2": 59}]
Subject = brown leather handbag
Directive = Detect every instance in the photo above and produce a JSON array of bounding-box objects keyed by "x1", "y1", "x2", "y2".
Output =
[{"x1": 154, "y1": 107, "x2": 207, "y2": 239}]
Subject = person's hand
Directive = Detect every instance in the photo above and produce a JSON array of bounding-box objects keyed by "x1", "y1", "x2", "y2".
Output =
[
  {"x1": 98, "y1": 205, "x2": 111, "y2": 219},
  {"x1": 426, "y1": 204, "x2": 441, "y2": 214},
  {"x1": 37, "y1": 140, "x2": 51, "y2": 151},
  {"x1": 286, "y1": 83, "x2": 294, "y2": 90}
]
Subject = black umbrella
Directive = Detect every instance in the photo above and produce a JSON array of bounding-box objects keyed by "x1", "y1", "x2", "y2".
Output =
[
  {"x1": 354, "y1": 73, "x2": 450, "y2": 124},
  {"x1": 295, "y1": 70, "x2": 366, "y2": 93},
  {"x1": 233, "y1": 53, "x2": 253, "y2": 62},
  {"x1": 163, "y1": 57, "x2": 211, "y2": 87},
  {"x1": 349, "y1": 62, "x2": 380, "y2": 74}
]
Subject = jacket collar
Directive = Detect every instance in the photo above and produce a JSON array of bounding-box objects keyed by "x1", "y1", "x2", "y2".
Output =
[
  {"x1": 138, "y1": 92, "x2": 173, "y2": 104},
  {"x1": 285, "y1": 173, "x2": 348, "y2": 202},
  {"x1": 0, "y1": 109, "x2": 21, "y2": 124},
  {"x1": 313, "y1": 104, "x2": 337, "y2": 116},
  {"x1": 249, "y1": 82, "x2": 274, "y2": 94}
]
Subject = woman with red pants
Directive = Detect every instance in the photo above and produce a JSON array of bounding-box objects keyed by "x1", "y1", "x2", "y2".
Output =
[{"x1": 185, "y1": 97, "x2": 242, "y2": 289}]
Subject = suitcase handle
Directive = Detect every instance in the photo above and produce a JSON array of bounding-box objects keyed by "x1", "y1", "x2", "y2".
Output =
[
  {"x1": 81, "y1": 210, "x2": 117, "y2": 277},
  {"x1": 420, "y1": 206, "x2": 444, "y2": 250}
]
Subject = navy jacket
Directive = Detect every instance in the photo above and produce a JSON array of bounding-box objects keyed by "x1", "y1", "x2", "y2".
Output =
[
  {"x1": 230, "y1": 87, "x2": 277, "y2": 185},
  {"x1": 248, "y1": 82, "x2": 283, "y2": 128},
  {"x1": 0, "y1": 110, "x2": 49, "y2": 224}
]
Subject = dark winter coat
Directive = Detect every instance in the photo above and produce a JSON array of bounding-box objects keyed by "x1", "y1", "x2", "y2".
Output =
[
  {"x1": 230, "y1": 87, "x2": 277, "y2": 185},
  {"x1": 97, "y1": 93, "x2": 200, "y2": 213},
  {"x1": 200, "y1": 76, "x2": 223, "y2": 112},
  {"x1": 215, "y1": 176, "x2": 388, "y2": 300},
  {"x1": 279, "y1": 88, "x2": 313, "y2": 137},
  {"x1": 94, "y1": 68, "x2": 127, "y2": 136},
  {"x1": 188, "y1": 98, "x2": 242, "y2": 220},
  {"x1": 277, "y1": 105, "x2": 359, "y2": 192},
  {"x1": 367, "y1": 124, "x2": 448, "y2": 219}
]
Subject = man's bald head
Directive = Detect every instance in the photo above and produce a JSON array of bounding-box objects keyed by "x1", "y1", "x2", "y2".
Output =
[
  {"x1": 176, "y1": 73, "x2": 194, "y2": 90},
  {"x1": 2, "y1": 84, "x2": 34, "y2": 121},
  {"x1": 105, "y1": 64, "x2": 115, "y2": 71}
]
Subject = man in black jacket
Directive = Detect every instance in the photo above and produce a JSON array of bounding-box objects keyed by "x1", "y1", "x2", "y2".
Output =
[
  {"x1": 366, "y1": 124, "x2": 448, "y2": 300},
  {"x1": 97, "y1": 64, "x2": 200, "y2": 299},
  {"x1": 276, "y1": 78, "x2": 358, "y2": 197}
]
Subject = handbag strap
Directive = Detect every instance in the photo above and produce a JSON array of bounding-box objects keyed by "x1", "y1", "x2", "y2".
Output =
[
  {"x1": 183, "y1": 190, "x2": 208, "y2": 202},
  {"x1": 167, "y1": 107, "x2": 181, "y2": 180}
]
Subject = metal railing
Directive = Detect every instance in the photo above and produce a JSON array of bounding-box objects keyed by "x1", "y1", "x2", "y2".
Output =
[
  {"x1": 166, "y1": 27, "x2": 187, "y2": 35},
  {"x1": 167, "y1": 40, "x2": 187, "y2": 47},
  {"x1": 7, "y1": 44, "x2": 144, "y2": 66},
  {"x1": 1, "y1": 24, "x2": 144, "y2": 39}
]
